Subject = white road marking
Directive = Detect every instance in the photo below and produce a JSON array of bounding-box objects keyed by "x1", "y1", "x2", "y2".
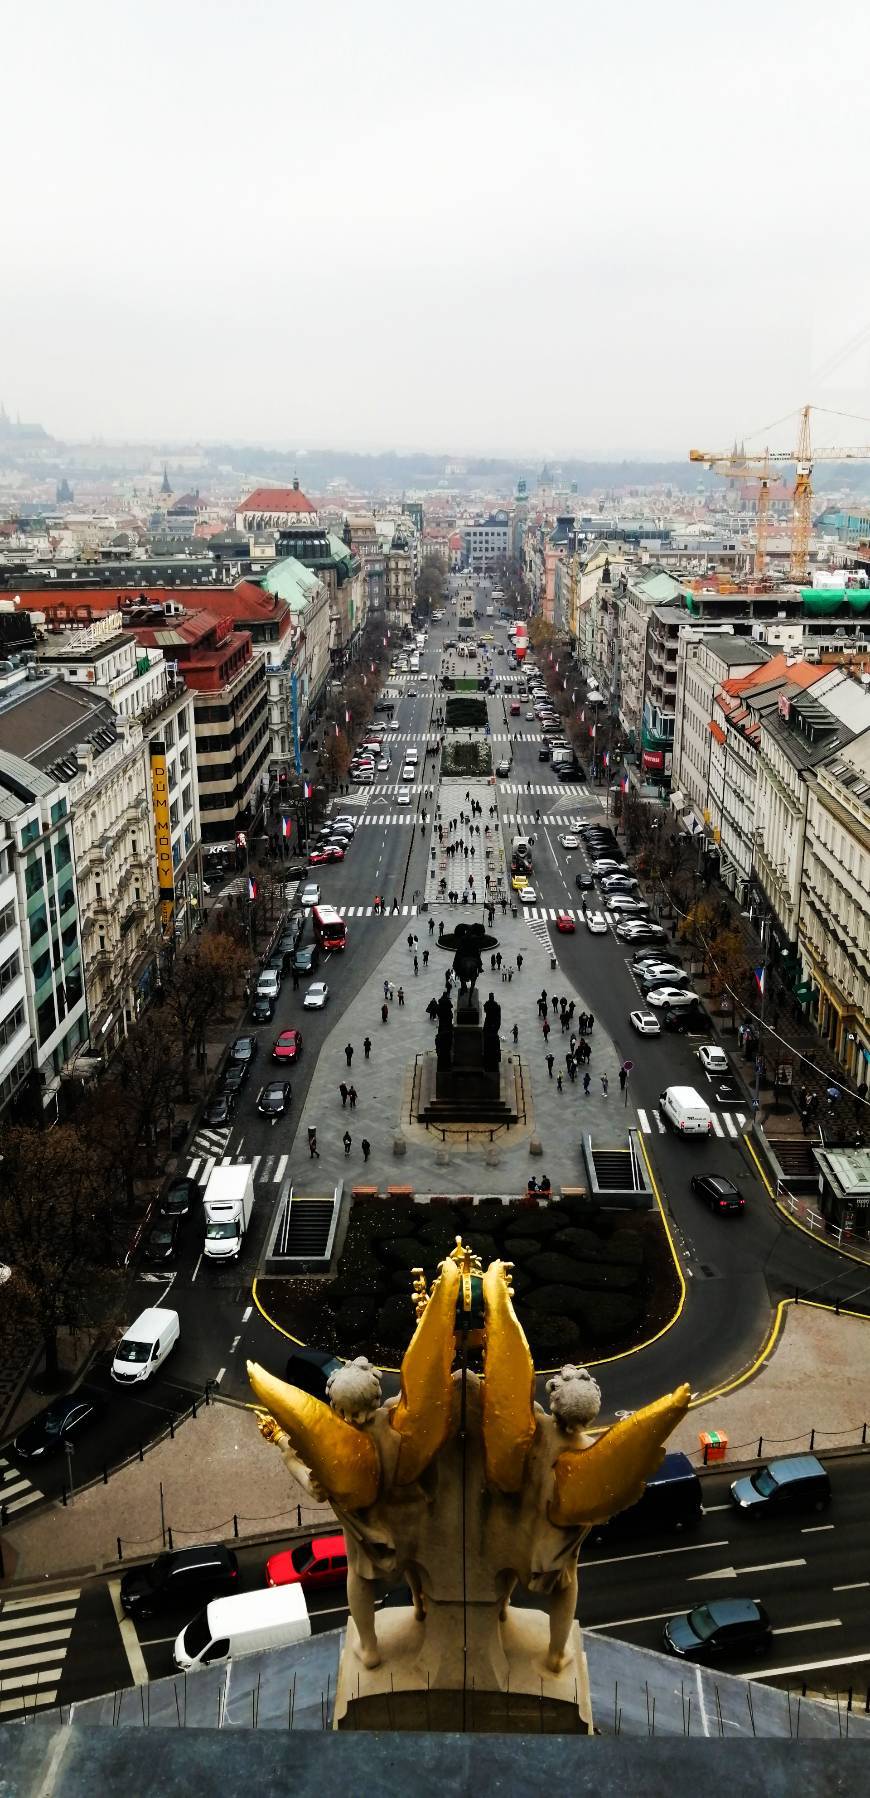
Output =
[
  {"x1": 191, "y1": 1253, "x2": 203, "y2": 1283},
  {"x1": 241, "y1": 1306, "x2": 252, "y2": 1323},
  {"x1": 108, "y1": 1577, "x2": 148, "y2": 1687},
  {"x1": 637, "y1": 1108, "x2": 650, "y2": 1133},
  {"x1": 801, "y1": 1524, "x2": 835, "y2": 1533},
  {"x1": 587, "y1": 1607, "x2": 685, "y2": 1631},
  {"x1": 587, "y1": 1541, "x2": 729, "y2": 1571},
  {"x1": 0, "y1": 1589, "x2": 80, "y2": 1611},
  {"x1": 686, "y1": 1557, "x2": 805, "y2": 1583},
  {"x1": 740, "y1": 1648, "x2": 870, "y2": 1679},
  {"x1": 230, "y1": 1336, "x2": 241, "y2": 1353},
  {"x1": 833, "y1": 1580, "x2": 869, "y2": 1591},
  {"x1": 0, "y1": 1643, "x2": 70, "y2": 1667},
  {"x1": 0, "y1": 1610, "x2": 76, "y2": 1632},
  {"x1": 214, "y1": 1367, "x2": 226, "y2": 1384},
  {"x1": 275, "y1": 1154, "x2": 288, "y2": 1182},
  {"x1": 710, "y1": 1115, "x2": 724, "y2": 1137},
  {"x1": 771, "y1": 1618, "x2": 841, "y2": 1635},
  {"x1": 0, "y1": 1671, "x2": 62, "y2": 1699}
]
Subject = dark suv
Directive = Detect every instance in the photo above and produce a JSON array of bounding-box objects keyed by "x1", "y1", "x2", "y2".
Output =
[
  {"x1": 730, "y1": 1454, "x2": 830, "y2": 1516},
  {"x1": 120, "y1": 1545, "x2": 239, "y2": 1619}
]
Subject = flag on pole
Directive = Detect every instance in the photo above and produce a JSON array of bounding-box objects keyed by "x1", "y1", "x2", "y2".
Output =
[
  {"x1": 754, "y1": 966, "x2": 766, "y2": 996},
  {"x1": 620, "y1": 773, "x2": 629, "y2": 792},
  {"x1": 303, "y1": 779, "x2": 313, "y2": 799},
  {"x1": 280, "y1": 815, "x2": 291, "y2": 838},
  {"x1": 247, "y1": 876, "x2": 257, "y2": 901}
]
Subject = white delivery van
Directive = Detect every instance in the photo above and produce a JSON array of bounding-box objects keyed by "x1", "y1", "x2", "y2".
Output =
[
  {"x1": 111, "y1": 1307, "x2": 180, "y2": 1385},
  {"x1": 658, "y1": 1086, "x2": 713, "y2": 1136},
  {"x1": 173, "y1": 1582, "x2": 310, "y2": 1670}
]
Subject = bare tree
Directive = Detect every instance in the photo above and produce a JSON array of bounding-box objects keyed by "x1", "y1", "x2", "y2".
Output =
[{"x1": 163, "y1": 931, "x2": 249, "y2": 1098}]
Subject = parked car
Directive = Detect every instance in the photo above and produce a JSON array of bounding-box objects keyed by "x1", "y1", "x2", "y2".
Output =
[
  {"x1": 14, "y1": 1392, "x2": 103, "y2": 1460},
  {"x1": 663, "y1": 1598, "x2": 772, "y2": 1662},
  {"x1": 265, "y1": 1534, "x2": 349, "y2": 1592},
  {"x1": 575, "y1": 872, "x2": 594, "y2": 891},
  {"x1": 585, "y1": 911, "x2": 608, "y2": 934},
  {"x1": 697, "y1": 1044, "x2": 729, "y2": 1075},
  {"x1": 690, "y1": 1174, "x2": 744, "y2": 1216},
  {"x1": 230, "y1": 1035, "x2": 258, "y2": 1068},
  {"x1": 538, "y1": 744, "x2": 551, "y2": 761},
  {"x1": 142, "y1": 1214, "x2": 184, "y2": 1263},
  {"x1": 160, "y1": 1177, "x2": 196, "y2": 1218},
  {"x1": 204, "y1": 1091, "x2": 234, "y2": 1127},
  {"x1": 251, "y1": 993, "x2": 275, "y2": 1024},
  {"x1": 120, "y1": 1546, "x2": 240, "y2": 1620},
  {"x1": 290, "y1": 945, "x2": 319, "y2": 975},
  {"x1": 221, "y1": 1062, "x2": 249, "y2": 1096},
  {"x1": 646, "y1": 986, "x2": 702, "y2": 1010},
  {"x1": 730, "y1": 1454, "x2": 830, "y2": 1516},
  {"x1": 617, "y1": 920, "x2": 667, "y2": 943}
]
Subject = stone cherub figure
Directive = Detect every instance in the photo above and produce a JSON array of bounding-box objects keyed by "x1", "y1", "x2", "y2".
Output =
[{"x1": 250, "y1": 1245, "x2": 689, "y2": 1682}]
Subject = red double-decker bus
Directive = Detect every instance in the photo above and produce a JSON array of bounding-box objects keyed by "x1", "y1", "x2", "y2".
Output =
[{"x1": 312, "y1": 904, "x2": 347, "y2": 951}]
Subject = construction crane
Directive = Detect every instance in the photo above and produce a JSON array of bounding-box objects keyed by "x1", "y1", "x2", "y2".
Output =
[
  {"x1": 691, "y1": 406, "x2": 870, "y2": 581},
  {"x1": 688, "y1": 446, "x2": 777, "y2": 576}
]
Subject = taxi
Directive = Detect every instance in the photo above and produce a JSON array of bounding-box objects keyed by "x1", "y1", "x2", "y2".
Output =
[{"x1": 511, "y1": 872, "x2": 528, "y2": 892}]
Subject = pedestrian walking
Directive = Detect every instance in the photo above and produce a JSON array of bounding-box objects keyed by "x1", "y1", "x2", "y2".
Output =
[
  {"x1": 491, "y1": 953, "x2": 497, "y2": 971},
  {"x1": 545, "y1": 1053, "x2": 555, "y2": 1078},
  {"x1": 540, "y1": 989, "x2": 548, "y2": 1013},
  {"x1": 343, "y1": 1131, "x2": 352, "y2": 1157},
  {"x1": 583, "y1": 1072, "x2": 590, "y2": 1096},
  {"x1": 600, "y1": 1072, "x2": 609, "y2": 1097},
  {"x1": 308, "y1": 1126, "x2": 320, "y2": 1158},
  {"x1": 344, "y1": 1043, "x2": 354, "y2": 1068},
  {"x1": 381, "y1": 1002, "x2": 389, "y2": 1024},
  {"x1": 516, "y1": 952, "x2": 523, "y2": 972},
  {"x1": 398, "y1": 986, "x2": 405, "y2": 1007},
  {"x1": 439, "y1": 920, "x2": 445, "y2": 939},
  {"x1": 384, "y1": 979, "x2": 390, "y2": 1001},
  {"x1": 362, "y1": 1036, "x2": 372, "y2": 1060},
  {"x1": 542, "y1": 1018, "x2": 551, "y2": 1043},
  {"x1": 495, "y1": 951, "x2": 502, "y2": 970},
  {"x1": 551, "y1": 996, "x2": 559, "y2": 1015},
  {"x1": 348, "y1": 1085, "x2": 357, "y2": 1109},
  {"x1": 561, "y1": 1011, "x2": 569, "y2": 1033},
  {"x1": 339, "y1": 1082, "x2": 349, "y2": 1108},
  {"x1": 556, "y1": 1073, "x2": 563, "y2": 1092},
  {"x1": 429, "y1": 917, "x2": 435, "y2": 936},
  {"x1": 413, "y1": 954, "x2": 419, "y2": 976},
  {"x1": 567, "y1": 1001, "x2": 575, "y2": 1022},
  {"x1": 618, "y1": 1068, "x2": 627, "y2": 1092},
  {"x1": 362, "y1": 1138, "x2": 371, "y2": 1162},
  {"x1": 512, "y1": 1023, "x2": 519, "y2": 1045},
  {"x1": 407, "y1": 932, "x2": 414, "y2": 952},
  {"x1": 566, "y1": 1053, "x2": 576, "y2": 1082},
  {"x1": 587, "y1": 1014, "x2": 594, "y2": 1032}
]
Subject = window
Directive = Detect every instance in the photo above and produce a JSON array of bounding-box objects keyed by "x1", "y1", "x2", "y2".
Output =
[
  {"x1": 0, "y1": 1000, "x2": 25, "y2": 1049},
  {"x1": 0, "y1": 950, "x2": 21, "y2": 993},
  {"x1": 29, "y1": 909, "x2": 47, "y2": 949},
  {"x1": 37, "y1": 992, "x2": 57, "y2": 1046},
  {"x1": 164, "y1": 721, "x2": 175, "y2": 749},
  {"x1": 20, "y1": 819, "x2": 40, "y2": 848},
  {"x1": 25, "y1": 857, "x2": 44, "y2": 899},
  {"x1": 51, "y1": 799, "x2": 68, "y2": 824},
  {"x1": 53, "y1": 833, "x2": 71, "y2": 873},
  {"x1": 0, "y1": 900, "x2": 14, "y2": 939}
]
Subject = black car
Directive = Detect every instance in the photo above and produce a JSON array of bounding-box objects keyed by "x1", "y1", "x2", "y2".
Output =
[
  {"x1": 557, "y1": 764, "x2": 584, "y2": 781},
  {"x1": 265, "y1": 952, "x2": 285, "y2": 977},
  {"x1": 120, "y1": 1545, "x2": 240, "y2": 1620},
  {"x1": 160, "y1": 1176, "x2": 196, "y2": 1218},
  {"x1": 661, "y1": 1005, "x2": 704, "y2": 1033},
  {"x1": 291, "y1": 945, "x2": 320, "y2": 974},
  {"x1": 587, "y1": 1451, "x2": 702, "y2": 1548},
  {"x1": 257, "y1": 1080, "x2": 291, "y2": 1118},
  {"x1": 143, "y1": 1214, "x2": 184, "y2": 1263},
  {"x1": 285, "y1": 1347, "x2": 343, "y2": 1400},
  {"x1": 691, "y1": 1174, "x2": 745, "y2": 1216},
  {"x1": 538, "y1": 744, "x2": 551, "y2": 761},
  {"x1": 575, "y1": 872, "x2": 594, "y2": 891},
  {"x1": 251, "y1": 994, "x2": 275, "y2": 1024},
  {"x1": 204, "y1": 1091, "x2": 235, "y2": 1126},
  {"x1": 14, "y1": 1392, "x2": 103, "y2": 1460},
  {"x1": 663, "y1": 1598, "x2": 771, "y2": 1662},
  {"x1": 230, "y1": 1035, "x2": 258, "y2": 1068},
  {"x1": 223, "y1": 1063, "x2": 250, "y2": 1098},
  {"x1": 713, "y1": 1077, "x2": 743, "y2": 1108}
]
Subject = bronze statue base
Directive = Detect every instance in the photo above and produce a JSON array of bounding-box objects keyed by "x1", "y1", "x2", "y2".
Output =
[
  {"x1": 334, "y1": 1607, "x2": 592, "y2": 1733},
  {"x1": 416, "y1": 1049, "x2": 520, "y2": 1125}
]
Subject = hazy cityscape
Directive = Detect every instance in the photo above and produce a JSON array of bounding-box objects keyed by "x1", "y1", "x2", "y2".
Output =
[{"x1": 2, "y1": 0, "x2": 870, "y2": 1786}]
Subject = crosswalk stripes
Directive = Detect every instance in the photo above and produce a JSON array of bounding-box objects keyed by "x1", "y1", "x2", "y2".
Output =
[
  {"x1": 186, "y1": 1150, "x2": 292, "y2": 1187},
  {"x1": 0, "y1": 1454, "x2": 45, "y2": 1518},
  {"x1": 0, "y1": 1585, "x2": 81, "y2": 1717},
  {"x1": 636, "y1": 1107, "x2": 748, "y2": 1138},
  {"x1": 498, "y1": 782, "x2": 589, "y2": 796}
]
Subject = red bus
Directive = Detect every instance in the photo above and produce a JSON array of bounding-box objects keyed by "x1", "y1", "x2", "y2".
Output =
[{"x1": 312, "y1": 905, "x2": 347, "y2": 951}]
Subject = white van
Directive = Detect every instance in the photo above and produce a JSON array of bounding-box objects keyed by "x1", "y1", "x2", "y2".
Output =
[
  {"x1": 173, "y1": 1582, "x2": 310, "y2": 1670},
  {"x1": 658, "y1": 1086, "x2": 713, "y2": 1136},
  {"x1": 111, "y1": 1307, "x2": 180, "y2": 1385}
]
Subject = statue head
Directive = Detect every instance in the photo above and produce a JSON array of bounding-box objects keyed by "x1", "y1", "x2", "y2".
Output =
[
  {"x1": 326, "y1": 1356, "x2": 383, "y2": 1425},
  {"x1": 546, "y1": 1364, "x2": 602, "y2": 1434}
]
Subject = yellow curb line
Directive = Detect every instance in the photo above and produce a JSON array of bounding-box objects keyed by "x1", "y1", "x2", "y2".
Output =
[
  {"x1": 743, "y1": 1131, "x2": 870, "y2": 1269},
  {"x1": 252, "y1": 1133, "x2": 689, "y2": 1380}
]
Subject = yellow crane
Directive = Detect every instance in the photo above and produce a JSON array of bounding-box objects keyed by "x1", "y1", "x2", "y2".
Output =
[{"x1": 691, "y1": 406, "x2": 870, "y2": 581}]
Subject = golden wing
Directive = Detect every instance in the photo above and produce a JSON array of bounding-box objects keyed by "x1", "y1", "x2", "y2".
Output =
[
  {"x1": 389, "y1": 1254, "x2": 460, "y2": 1484},
  {"x1": 247, "y1": 1360, "x2": 380, "y2": 1510},
  {"x1": 549, "y1": 1382, "x2": 691, "y2": 1527},
  {"x1": 481, "y1": 1260, "x2": 536, "y2": 1493}
]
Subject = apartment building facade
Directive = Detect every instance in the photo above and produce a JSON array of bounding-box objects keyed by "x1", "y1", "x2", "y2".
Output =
[
  {"x1": 463, "y1": 513, "x2": 510, "y2": 573},
  {"x1": 801, "y1": 738, "x2": 870, "y2": 1079}
]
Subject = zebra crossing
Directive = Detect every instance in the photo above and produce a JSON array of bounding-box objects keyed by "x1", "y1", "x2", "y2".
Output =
[
  {"x1": 0, "y1": 1585, "x2": 81, "y2": 1717},
  {"x1": 501, "y1": 812, "x2": 598, "y2": 826},
  {"x1": 366, "y1": 730, "x2": 546, "y2": 744},
  {"x1": 186, "y1": 1148, "x2": 292, "y2": 1188},
  {"x1": 0, "y1": 1451, "x2": 45, "y2": 1520},
  {"x1": 498, "y1": 782, "x2": 590, "y2": 796},
  {"x1": 637, "y1": 1106, "x2": 748, "y2": 1140}
]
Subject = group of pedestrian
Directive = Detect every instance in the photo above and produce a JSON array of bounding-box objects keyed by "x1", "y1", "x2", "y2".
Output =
[{"x1": 338, "y1": 1081, "x2": 358, "y2": 1108}]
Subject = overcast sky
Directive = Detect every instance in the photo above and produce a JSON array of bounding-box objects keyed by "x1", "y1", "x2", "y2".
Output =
[{"x1": 4, "y1": 0, "x2": 870, "y2": 459}]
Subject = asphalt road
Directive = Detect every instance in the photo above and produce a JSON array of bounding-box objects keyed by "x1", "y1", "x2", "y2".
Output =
[{"x1": 11, "y1": 1453, "x2": 867, "y2": 1713}]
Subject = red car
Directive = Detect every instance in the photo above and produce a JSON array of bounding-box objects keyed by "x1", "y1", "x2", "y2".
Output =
[
  {"x1": 272, "y1": 1029, "x2": 303, "y2": 1064},
  {"x1": 265, "y1": 1533, "x2": 348, "y2": 1590},
  {"x1": 323, "y1": 844, "x2": 345, "y2": 862},
  {"x1": 555, "y1": 911, "x2": 576, "y2": 934},
  {"x1": 307, "y1": 847, "x2": 330, "y2": 865}
]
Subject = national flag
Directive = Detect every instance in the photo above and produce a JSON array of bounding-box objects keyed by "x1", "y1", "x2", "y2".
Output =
[
  {"x1": 754, "y1": 966, "x2": 765, "y2": 996},
  {"x1": 280, "y1": 815, "x2": 291, "y2": 838},
  {"x1": 247, "y1": 876, "x2": 257, "y2": 901},
  {"x1": 603, "y1": 750, "x2": 609, "y2": 768},
  {"x1": 620, "y1": 773, "x2": 629, "y2": 792},
  {"x1": 345, "y1": 707, "x2": 351, "y2": 725},
  {"x1": 303, "y1": 779, "x2": 313, "y2": 799}
]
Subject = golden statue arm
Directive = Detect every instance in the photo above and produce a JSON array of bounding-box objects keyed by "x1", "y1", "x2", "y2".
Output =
[
  {"x1": 389, "y1": 1256, "x2": 460, "y2": 1484},
  {"x1": 548, "y1": 1382, "x2": 692, "y2": 1527},
  {"x1": 480, "y1": 1260, "x2": 536, "y2": 1492},
  {"x1": 247, "y1": 1361, "x2": 380, "y2": 1510}
]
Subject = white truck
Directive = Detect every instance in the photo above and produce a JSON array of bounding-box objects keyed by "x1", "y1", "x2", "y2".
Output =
[{"x1": 203, "y1": 1163, "x2": 254, "y2": 1261}]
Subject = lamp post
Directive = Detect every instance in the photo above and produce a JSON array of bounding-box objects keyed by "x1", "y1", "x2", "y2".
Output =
[{"x1": 752, "y1": 915, "x2": 770, "y2": 1116}]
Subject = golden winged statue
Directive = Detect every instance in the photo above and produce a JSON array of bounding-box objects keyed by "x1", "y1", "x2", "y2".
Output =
[{"x1": 250, "y1": 1241, "x2": 690, "y2": 1677}]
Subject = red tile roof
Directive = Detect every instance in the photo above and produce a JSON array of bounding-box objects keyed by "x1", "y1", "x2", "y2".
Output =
[
  {"x1": 237, "y1": 486, "x2": 316, "y2": 514},
  {"x1": 708, "y1": 720, "x2": 726, "y2": 745}
]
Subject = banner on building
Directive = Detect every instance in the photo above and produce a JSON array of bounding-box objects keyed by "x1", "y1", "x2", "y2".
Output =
[
  {"x1": 291, "y1": 672, "x2": 303, "y2": 777},
  {"x1": 150, "y1": 749, "x2": 175, "y2": 909}
]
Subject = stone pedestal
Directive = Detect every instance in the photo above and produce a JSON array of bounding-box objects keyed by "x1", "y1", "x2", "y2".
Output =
[{"x1": 334, "y1": 1604, "x2": 592, "y2": 1734}]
